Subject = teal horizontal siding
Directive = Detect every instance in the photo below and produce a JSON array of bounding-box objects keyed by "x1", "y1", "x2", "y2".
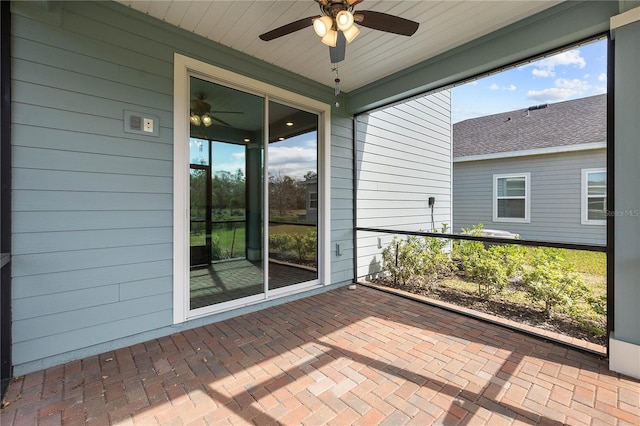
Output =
[
  {"x1": 13, "y1": 310, "x2": 173, "y2": 365},
  {"x1": 13, "y1": 211, "x2": 172, "y2": 233},
  {"x1": 13, "y1": 286, "x2": 120, "y2": 321},
  {"x1": 12, "y1": 243, "x2": 173, "y2": 277},
  {"x1": 11, "y1": 0, "x2": 353, "y2": 374},
  {"x1": 13, "y1": 260, "x2": 173, "y2": 299},
  {"x1": 13, "y1": 169, "x2": 172, "y2": 193},
  {"x1": 12, "y1": 125, "x2": 172, "y2": 159},
  {"x1": 13, "y1": 191, "x2": 172, "y2": 211},
  {"x1": 13, "y1": 146, "x2": 172, "y2": 177},
  {"x1": 330, "y1": 111, "x2": 354, "y2": 285},
  {"x1": 14, "y1": 290, "x2": 172, "y2": 338},
  {"x1": 12, "y1": 227, "x2": 172, "y2": 255}
]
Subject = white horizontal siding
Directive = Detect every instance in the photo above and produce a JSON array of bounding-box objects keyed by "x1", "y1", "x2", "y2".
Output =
[{"x1": 356, "y1": 90, "x2": 452, "y2": 279}]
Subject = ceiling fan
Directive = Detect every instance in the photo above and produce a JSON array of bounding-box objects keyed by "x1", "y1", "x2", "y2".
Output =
[
  {"x1": 259, "y1": 0, "x2": 419, "y2": 63},
  {"x1": 190, "y1": 92, "x2": 242, "y2": 127}
]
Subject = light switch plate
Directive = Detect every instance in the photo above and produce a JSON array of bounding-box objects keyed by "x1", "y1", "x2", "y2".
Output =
[{"x1": 124, "y1": 110, "x2": 159, "y2": 137}]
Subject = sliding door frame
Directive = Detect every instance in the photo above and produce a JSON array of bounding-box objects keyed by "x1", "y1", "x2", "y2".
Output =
[{"x1": 173, "y1": 54, "x2": 331, "y2": 323}]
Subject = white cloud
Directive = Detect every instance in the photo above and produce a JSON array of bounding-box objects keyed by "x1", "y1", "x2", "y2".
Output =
[
  {"x1": 598, "y1": 73, "x2": 607, "y2": 82},
  {"x1": 268, "y1": 146, "x2": 317, "y2": 178},
  {"x1": 527, "y1": 77, "x2": 594, "y2": 103},
  {"x1": 555, "y1": 78, "x2": 591, "y2": 91},
  {"x1": 538, "y1": 49, "x2": 586, "y2": 69},
  {"x1": 489, "y1": 83, "x2": 515, "y2": 91},
  {"x1": 527, "y1": 88, "x2": 579, "y2": 102},
  {"x1": 594, "y1": 86, "x2": 607, "y2": 95},
  {"x1": 529, "y1": 49, "x2": 586, "y2": 78},
  {"x1": 532, "y1": 68, "x2": 555, "y2": 78}
]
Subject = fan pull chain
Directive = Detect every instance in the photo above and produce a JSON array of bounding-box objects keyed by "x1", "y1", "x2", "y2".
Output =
[{"x1": 333, "y1": 64, "x2": 341, "y2": 105}]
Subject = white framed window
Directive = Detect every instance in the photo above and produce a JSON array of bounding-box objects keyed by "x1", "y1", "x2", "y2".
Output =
[
  {"x1": 493, "y1": 173, "x2": 530, "y2": 223},
  {"x1": 309, "y1": 192, "x2": 318, "y2": 209},
  {"x1": 582, "y1": 168, "x2": 606, "y2": 225}
]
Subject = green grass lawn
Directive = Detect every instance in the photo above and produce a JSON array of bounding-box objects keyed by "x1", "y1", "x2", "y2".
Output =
[
  {"x1": 562, "y1": 249, "x2": 606, "y2": 276},
  {"x1": 269, "y1": 224, "x2": 315, "y2": 236},
  {"x1": 190, "y1": 223, "x2": 315, "y2": 258},
  {"x1": 190, "y1": 225, "x2": 246, "y2": 258}
]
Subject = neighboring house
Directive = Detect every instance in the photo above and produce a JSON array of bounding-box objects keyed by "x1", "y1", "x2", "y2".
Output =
[
  {"x1": 304, "y1": 177, "x2": 318, "y2": 224},
  {"x1": 3, "y1": 0, "x2": 640, "y2": 385},
  {"x1": 453, "y1": 94, "x2": 607, "y2": 245}
]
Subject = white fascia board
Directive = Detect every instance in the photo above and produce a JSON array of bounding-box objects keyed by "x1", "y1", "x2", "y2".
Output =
[
  {"x1": 454, "y1": 141, "x2": 606, "y2": 163},
  {"x1": 611, "y1": 6, "x2": 640, "y2": 30}
]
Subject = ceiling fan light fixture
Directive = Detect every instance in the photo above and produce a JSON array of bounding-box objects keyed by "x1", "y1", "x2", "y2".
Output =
[
  {"x1": 190, "y1": 114, "x2": 201, "y2": 126},
  {"x1": 313, "y1": 16, "x2": 333, "y2": 37},
  {"x1": 321, "y1": 28, "x2": 338, "y2": 47},
  {"x1": 336, "y1": 10, "x2": 354, "y2": 31},
  {"x1": 342, "y1": 24, "x2": 360, "y2": 43},
  {"x1": 201, "y1": 114, "x2": 213, "y2": 127}
]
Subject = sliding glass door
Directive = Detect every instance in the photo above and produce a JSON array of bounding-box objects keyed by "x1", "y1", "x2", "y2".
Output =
[
  {"x1": 188, "y1": 76, "x2": 264, "y2": 310},
  {"x1": 268, "y1": 101, "x2": 319, "y2": 290},
  {"x1": 186, "y1": 75, "x2": 321, "y2": 312}
]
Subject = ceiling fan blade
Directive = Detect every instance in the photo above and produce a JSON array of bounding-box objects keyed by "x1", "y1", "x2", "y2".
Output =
[
  {"x1": 210, "y1": 116, "x2": 232, "y2": 126},
  {"x1": 329, "y1": 31, "x2": 346, "y2": 63},
  {"x1": 355, "y1": 10, "x2": 419, "y2": 36},
  {"x1": 259, "y1": 16, "x2": 319, "y2": 41},
  {"x1": 317, "y1": 0, "x2": 365, "y2": 4}
]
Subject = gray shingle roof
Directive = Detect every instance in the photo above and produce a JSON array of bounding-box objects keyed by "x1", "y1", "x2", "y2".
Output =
[{"x1": 453, "y1": 94, "x2": 606, "y2": 158}]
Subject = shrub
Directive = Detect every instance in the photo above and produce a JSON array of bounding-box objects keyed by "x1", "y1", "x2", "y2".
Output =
[
  {"x1": 421, "y1": 225, "x2": 455, "y2": 281},
  {"x1": 490, "y1": 244, "x2": 526, "y2": 279},
  {"x1": 269, "y1": 233, "x2": 290, "y2": 253},
  {"x1": 381, "y1": 236, "x2": 424, "y2": 285},
  {"x1": 465, "y1": 250, "x2": 509, "y2": 298},
  {"x1": 211, "y1": 235, "x2": 223, "y2": 260},
  {"x1": 268, "y1": 230, "x2": 317, "y2": 263},
  {"x1": 453, "y1": 224, "x2": 512, "y2": 298},
  {"x1": 587, "y1": 293, "x2": 607, "y2": 316},
  {"x1": 291, "y1": 231, "x2": 317, "y2": 262},
  {"x1": 522, "y1": 248, "x2": 589, "y2": 317},
  {"x1": 381, "y1": 225, "x2": 454, "y2": 287},
  {"x1": 452, "y1": 223, "x2": 485, "y2": 263}
]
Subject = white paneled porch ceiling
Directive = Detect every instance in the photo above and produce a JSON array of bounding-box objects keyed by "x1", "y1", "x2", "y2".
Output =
[{"x1": 117, "y1": 0, "x2": 564, "y2": 93}]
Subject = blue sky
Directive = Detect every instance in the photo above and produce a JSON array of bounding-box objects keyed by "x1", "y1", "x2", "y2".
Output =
[{"x1": 452, "y1": 38, "x2": 607, "y2": 123}]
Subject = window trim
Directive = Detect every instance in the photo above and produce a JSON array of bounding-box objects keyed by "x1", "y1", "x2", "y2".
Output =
[
  {"x1": 582, "y1": 168, "x2": 607, "y2": 225},
  {"x1": 493, "y1": 173, "x2": 531, "y2": 223},
  {"x1": 173, "y1": 53, "x2": 331, "y2": 324},
  {"x1": 308, "y1": 192, "x2": 318, "y2": 210}
]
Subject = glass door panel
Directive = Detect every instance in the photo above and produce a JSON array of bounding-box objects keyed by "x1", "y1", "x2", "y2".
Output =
[
  {"x1": 190, "y1": 161, "x2": 211, "y2": 268},
  {"x1": 268, "y1": 101, "x2": 319, "y2": 290},
  {"x1": 189, "y1": 76, "x2": 264, "y2": 310}
]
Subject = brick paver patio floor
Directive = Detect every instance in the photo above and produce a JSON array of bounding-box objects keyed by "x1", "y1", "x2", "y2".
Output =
[{"x1": 2, "y1": 285, "x2": 639, "y2": 425}]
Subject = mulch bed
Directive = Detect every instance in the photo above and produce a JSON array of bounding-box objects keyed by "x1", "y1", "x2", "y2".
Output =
[{"x1": 372, "y1": 276, "x2": 607, "y2": 347}]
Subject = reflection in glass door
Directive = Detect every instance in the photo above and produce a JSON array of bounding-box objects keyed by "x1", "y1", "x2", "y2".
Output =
[
  {"x1": 188, "y1": 76, "x2": 264, "y2": 310},
  {"x1": 268, "y1": 101, "x2": 319, "y2": 290},
  {"x1": 190, "y1": 159, "x2": 211, "y2": 268},
  {"x1": 186, "y1": 76, "x2": 321, "y2": 312}
]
